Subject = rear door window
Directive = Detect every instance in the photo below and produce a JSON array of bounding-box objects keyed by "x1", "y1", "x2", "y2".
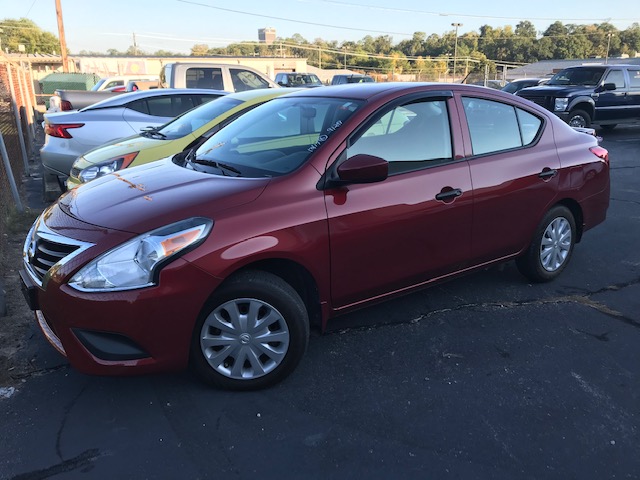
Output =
[
  {"x1": 628, "y1": 68, "x2": 640, "y2": 89},
  {"x1": 462, "y1": 97, "x2": 542, "y2": 155},
  {"x1": 186, "y1": 68, "x2": 224, "y2": 89}
]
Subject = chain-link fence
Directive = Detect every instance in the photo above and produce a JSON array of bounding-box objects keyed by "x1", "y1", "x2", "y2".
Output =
[{"x1": 0, "y1": 55, "x2": 39, "y2": 259}]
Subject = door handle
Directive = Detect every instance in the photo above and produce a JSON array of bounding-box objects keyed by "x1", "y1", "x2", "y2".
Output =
[
  {"x1": 538, "y1": 169, "x2": 557, "y2": 180},
  {"x1": 435, "y1": 188, "x2": 462, "y2": 202}
]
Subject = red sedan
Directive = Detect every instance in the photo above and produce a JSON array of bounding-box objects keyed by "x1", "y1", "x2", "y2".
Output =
[{"x1": 21, "y1": 83, "x2": 610, "y2": 390}]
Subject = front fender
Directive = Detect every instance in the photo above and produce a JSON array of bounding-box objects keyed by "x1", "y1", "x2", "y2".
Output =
[{"x1": 567, "y1": 95, "x2": 595, "y2": 115}]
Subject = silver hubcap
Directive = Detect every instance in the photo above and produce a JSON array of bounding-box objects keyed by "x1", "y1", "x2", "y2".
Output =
[
  {"x1": 200, "y1": 298, "x2": 290, "y2": 380},
  {"x1": 540, "y1": 217, "x2": 572, "y2": 272}
]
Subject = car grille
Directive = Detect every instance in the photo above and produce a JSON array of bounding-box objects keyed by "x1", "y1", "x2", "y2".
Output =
[
  {"x1": 28, "y1": 236, "x2": 80, "y2": 281},
  {"x1": 519, "y1": 94, "x2": 553, "y2": 111},
  {"x1": 23, "y1": 217, "x2": 93, "y2": 286}
]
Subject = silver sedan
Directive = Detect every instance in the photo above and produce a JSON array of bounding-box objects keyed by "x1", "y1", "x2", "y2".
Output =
[{"x1": 40, "y1": 88, "x2": 226, "y2": 189}]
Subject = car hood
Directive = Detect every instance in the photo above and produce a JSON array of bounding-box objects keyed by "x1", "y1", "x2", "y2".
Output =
[
  {"x1": 82, "y1": 133, "x2": 194, "y2": 165},
  {"x1": 57, "y1": 158, "x2": 270, "y2": 234},
  {"x1": 518, "y1": 85, "x2": 593, "y2": 97}
]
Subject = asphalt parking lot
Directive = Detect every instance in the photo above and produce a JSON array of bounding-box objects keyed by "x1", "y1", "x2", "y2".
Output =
[{"x1": 0, "y1": 124, "x2": 638, "y2": 479}]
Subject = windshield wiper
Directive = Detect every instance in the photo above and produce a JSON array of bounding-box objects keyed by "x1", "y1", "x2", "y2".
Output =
[
  {"x1": 140, "y1": 126, "x2": 167, "y2": 139},
  {"x1": 189, "y1": 157, "x2": 241, "y2": 176}
]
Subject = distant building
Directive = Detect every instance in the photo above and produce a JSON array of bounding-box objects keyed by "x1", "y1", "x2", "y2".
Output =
[{"x1": 259, "y1": 28, "x2": 276, "y2": 45}]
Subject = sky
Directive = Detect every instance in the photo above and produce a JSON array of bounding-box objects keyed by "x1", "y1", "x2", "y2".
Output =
[{"x1": 1, "y1": 0, "x2": 639, "y2": 55}]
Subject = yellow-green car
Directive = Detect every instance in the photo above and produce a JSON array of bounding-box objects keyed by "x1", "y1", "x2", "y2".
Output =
[{"x1": 66, "y1": 88, "x2": 299, "y2": 189}]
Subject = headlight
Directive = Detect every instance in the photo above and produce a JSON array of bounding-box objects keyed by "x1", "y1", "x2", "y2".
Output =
[
  {"x1": 69, "y1": 217, "x2": 213, "y2": 292},
  {"x1": 554, "y1": 98, "x2": 569, "y2": 112},
  {"x1": 75, "y1": 152, "x2": 139, "y2": 183}
]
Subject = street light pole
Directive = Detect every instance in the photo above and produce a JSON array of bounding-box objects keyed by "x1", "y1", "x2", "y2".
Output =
[
  {"x1": 451, "y1": 22, "x2": 463, "y2": 83},
  {"x1": 605, "y1": 33, "x2": 614, "y2": 64}
]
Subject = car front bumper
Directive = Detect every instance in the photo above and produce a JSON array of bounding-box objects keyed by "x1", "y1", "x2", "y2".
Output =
[{"x1": 21, "y1": 253, "x2": 222, "y2": 376}]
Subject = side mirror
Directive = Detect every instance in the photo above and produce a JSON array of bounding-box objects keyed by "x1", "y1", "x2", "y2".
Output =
[
  {"x1": 596, "y1": 82, "x2": 616, "y2": 93},
  {"x1": 277, "y1": 81, "x2": 287, "y2": 86},
  {"x1": 323, "y1": 154, "x2": 388, "y2": 189}
]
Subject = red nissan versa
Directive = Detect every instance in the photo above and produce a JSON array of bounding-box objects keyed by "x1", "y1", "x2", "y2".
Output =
[{"x1": 21, "y1": 83, "x2": 610, "y2": 390}]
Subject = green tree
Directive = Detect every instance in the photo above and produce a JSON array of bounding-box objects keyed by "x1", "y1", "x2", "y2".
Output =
[
  {"x1": 619, "y1": 23, "x2": 640, "y2": 56},
  {"x1": 191, "y1": 44, "x2": 209, "y2": 56},
  {"x1": 0, "y1": 17, "x2": 59, "y2": 54}
]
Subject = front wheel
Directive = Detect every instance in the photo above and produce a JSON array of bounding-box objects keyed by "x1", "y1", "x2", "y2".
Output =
[
  {"x1": 567, "y1": 109, "x2": 591, "y2": 128},
  {"x1": 190, "y1": 270, "x2": 309, "y2": 390},
  {"x1": 516, "y1": 206, "x2": 576, "y2": 283}
]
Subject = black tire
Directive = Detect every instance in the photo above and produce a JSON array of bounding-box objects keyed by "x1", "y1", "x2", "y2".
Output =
[
  {"x1": 190, "y1": 270, "x2": 309, "y2": 390},
  {"x1": 567, "y1": 109, "x2": 591, "y2": 128},
  {"x1": 516, "y1": 205, "x2": 576, "y2": 283}
]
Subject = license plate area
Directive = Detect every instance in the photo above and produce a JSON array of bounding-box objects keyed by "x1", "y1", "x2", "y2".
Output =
[{"x1": 19, "y1": 269, "x2": 40, "y2": 311}]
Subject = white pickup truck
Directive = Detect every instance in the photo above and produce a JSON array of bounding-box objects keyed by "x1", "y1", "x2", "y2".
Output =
[{"x1": 160, "y1": 62, "x2": 279, "y2": 91}]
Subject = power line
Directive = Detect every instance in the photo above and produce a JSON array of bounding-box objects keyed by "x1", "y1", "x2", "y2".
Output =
[{"x1": 176, "y1": 0, "x2": 414, "y2": 37}]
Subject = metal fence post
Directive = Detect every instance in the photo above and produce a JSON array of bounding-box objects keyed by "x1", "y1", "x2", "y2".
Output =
[
  {"x1": 0, "y1": 130, "x2": 24, "y2": 213},
  {"x1": 5, "y1": 63, "x2": 30, "y2": 173},
  {"x1": 20, "y1": 66, "x2": 36, "y2": 141}
]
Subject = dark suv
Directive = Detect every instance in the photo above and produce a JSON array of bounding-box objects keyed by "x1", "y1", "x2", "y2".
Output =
[{"x1": 517, "y1": 64, "x2": 640, "y2": 129}]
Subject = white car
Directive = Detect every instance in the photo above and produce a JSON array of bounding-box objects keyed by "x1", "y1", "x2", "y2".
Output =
[{"x1": 40, "y1": 88, "x2": 226, "y2": 189}]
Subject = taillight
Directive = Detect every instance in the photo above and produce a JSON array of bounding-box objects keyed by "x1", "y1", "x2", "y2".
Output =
[
  {"x1": 44, "y1": 123, "x2": 84, "y2": 139},
  {"x1": 589, "y1": 145, "x2": 609, "y2": 164},
  {"x1": 60, "y1": 100, "x2": 73, "y2": 111}
]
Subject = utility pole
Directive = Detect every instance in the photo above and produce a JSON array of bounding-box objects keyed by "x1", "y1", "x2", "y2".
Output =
[
  {"x1": 55, "y1": 0, "x2": 69, "y2": 72},
  {"x1": 451, "y1": 22, "x2": 463, "y2": 83},
  {"x1": 133, "y1": 32, "x2": 138, "y2": 55}
]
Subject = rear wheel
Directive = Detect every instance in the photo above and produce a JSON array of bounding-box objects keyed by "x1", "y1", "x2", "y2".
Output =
[
  {"x1": 516, "y1": 206, "x2": 576, "y2": 283},
  {"x1": 190, "y1": 270, "x2": 309, "y2": 390},
  {"x1": 567, "y1": 109, "x2": 591, "y2": 128}
]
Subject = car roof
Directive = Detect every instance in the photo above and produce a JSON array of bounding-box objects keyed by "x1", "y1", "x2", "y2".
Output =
[
  {"x1": 224, "y1": 88, "x2": 298, "y2": 102},
  {"x1": 279, "y1": 82, "x2": 453, "y2": 100},
  {"x1": 509, "y1": 78, "x2": 544, "y2": 82},
  {"x1": 82, "y1": 88, "x2": 228, "y2": 110}
]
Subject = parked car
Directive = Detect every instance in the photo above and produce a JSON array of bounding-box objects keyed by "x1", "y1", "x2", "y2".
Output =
[
  {"x1": 66, "y1": 88, "x2": 301, "y2": 189},
  {"x1": 275, "y1": 72, "x2": 323, "y2": 87},
  {"x1": 501, "y1": 78, "x2": 547, "y2": 94},
  {"x1": 91, "y1": 75, "x2": 160, "y2": 92},
  {"x1": 52, "y1": 75, "x2": 162, "y2": 111},
  {"x1": 516, "y1": 64, "x2": 640, "y2": 129},
  {"x1": 160, "y1": 62, "x2": 279, "y2": 91},
  {"x1": 22, "y1": 83, "x2": 610, "y2": 390},
  {"x1": 40, "y1": 88, "x2": 226, "y2": 189},
  {"x1": 330, "y1": 74, "x2": 374, "y2": 85}
]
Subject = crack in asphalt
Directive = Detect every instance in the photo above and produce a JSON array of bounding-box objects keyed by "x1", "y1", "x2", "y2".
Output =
[
  {"x1": 8, "y1": 364, "x2": 69, "y2": 382},
  {"x1": 610, "y1": 197, "x2": 640, "y2": 206},
  {"x1": 10, "y1": 449, "x2": 107, "y2": 480},
  {"x1": 330, "y1": 277, "x2": 640, "y2": 335}
]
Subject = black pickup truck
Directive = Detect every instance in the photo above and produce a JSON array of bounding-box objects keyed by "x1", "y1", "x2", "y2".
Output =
[{"x1": 516, "y1": 64, "x2": 640, "y2": 129}]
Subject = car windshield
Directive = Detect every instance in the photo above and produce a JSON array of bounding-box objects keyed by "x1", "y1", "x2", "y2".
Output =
[
  {"x1": 155, "y1": 96, "x2": 242, "y2": 140},
  {"x1": 186, "y1": 96, "x2": 363, "y2": 178},
  {"x1": 546, "y1": 68, "x2": 605, "y2": 86},
  {"x1": 90, "y1": 79, "x2": 106, "y2": 91},
  {"x1": 289, "y1": 74, "x2": 322, "y2": 86},
  {"x1": 348, "y1": 76, "x2": 373, "y2": 83}
]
